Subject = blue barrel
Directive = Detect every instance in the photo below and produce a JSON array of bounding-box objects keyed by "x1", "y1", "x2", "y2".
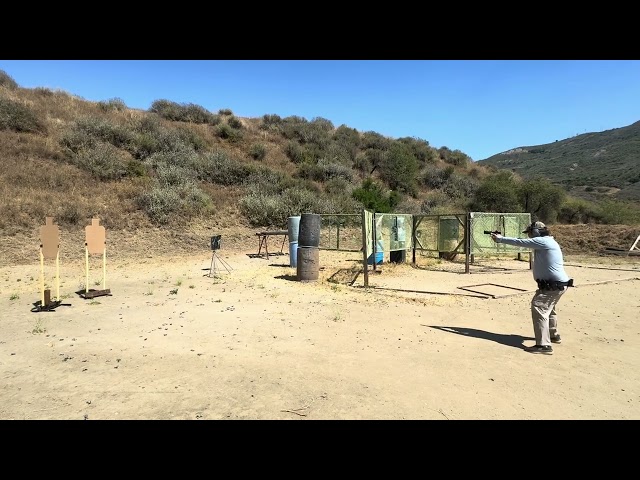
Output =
[
  {"x1": 288, "y1": 216, "x2": 301, "y2": 243},
  {"x1": 367, "y1": 239, "x2": 384, "y2": 265},
  {"x1": 289, "y1": 241, "x2": 298, "y2": 268}
]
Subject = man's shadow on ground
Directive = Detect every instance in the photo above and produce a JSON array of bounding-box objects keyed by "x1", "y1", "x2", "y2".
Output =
[{"x1": 425, "y1": 325, "x2": 534, "y2": 350}]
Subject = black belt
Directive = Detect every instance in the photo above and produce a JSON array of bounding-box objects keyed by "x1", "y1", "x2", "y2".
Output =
[{"x1": 536, "y1": 279, "x2": 574, "y2": 291}]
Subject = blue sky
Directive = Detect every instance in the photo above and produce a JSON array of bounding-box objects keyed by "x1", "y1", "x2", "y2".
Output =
[{"x1": 1, "y1": 60, "x2": 639, "y2": 161}]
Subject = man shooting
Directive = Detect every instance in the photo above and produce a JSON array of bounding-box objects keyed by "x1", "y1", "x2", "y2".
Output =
[{"x1": 490, "y1": 221, "x2": 573, "y2": 355}]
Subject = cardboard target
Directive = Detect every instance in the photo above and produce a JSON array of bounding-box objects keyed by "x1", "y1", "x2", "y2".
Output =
[
  {"x1": 40, "y1": 217, "x2": 60, "y2": 260},
  {"x1": 86, "y1": 218, "x2": 106, "y2": 254}
]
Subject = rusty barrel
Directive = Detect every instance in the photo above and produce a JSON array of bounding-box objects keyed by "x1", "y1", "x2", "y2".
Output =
[{"x1": 297, "y1": 246, "x2": 319, "y2": 281}]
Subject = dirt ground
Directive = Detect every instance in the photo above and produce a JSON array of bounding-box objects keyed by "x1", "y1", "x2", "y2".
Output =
[{"x1": 1, "y1": 225, "x2": 640, "y2": 419}]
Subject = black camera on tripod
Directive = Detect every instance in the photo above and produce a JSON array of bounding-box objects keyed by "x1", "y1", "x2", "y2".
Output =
[{"x1": 210, "y1": 235, "x2": 222, "y2": 251}]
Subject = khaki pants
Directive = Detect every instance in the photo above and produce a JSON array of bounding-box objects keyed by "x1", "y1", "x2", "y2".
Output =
[{"x1": 531, "y1": 287, "x2": 567, "y2": 346}]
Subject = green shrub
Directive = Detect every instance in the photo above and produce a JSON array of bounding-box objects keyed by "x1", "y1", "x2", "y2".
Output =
[
  {"x1": 128, "y1": 118, "x2": 195, "y2": 159},
  {"x1": 260, "y1": 114, "x2": 282, "y2": 131},
  {"x1": 333, "y1": 124, "x2": 361, "y2": 149},
  {"x1": 218, "y1": 108, "x2": 233, "y2": 115},
  {"x1": 351, "y1": 179, "x2": 399, "y2": 213},
  {"x1": 193, "y1": 150, "x2": 254, "y2": 185},
  {"x1": 297, "y1": 159, "x2": 354, "y2": 183},
  {"x1": 284, "y1": 141, "x2": 304, "y2": 164},
  {"x1": 227, "y1": 116, "x2": 243, "y2": 129},
  {"x1": 71, "y1": 142, "x2": 130, "y2": 180},
  {"x1": 97, "y1": 97, "x2": 127, "y2": 112},
  {"x1": 64, "y1": 116, "x2": 135, "y2": 150},
  {"x1": 175, "y1": 126, "x2": 208, "y2": 151},
  {"x1": 362, "y1": 131, "x2": 391, "y2": 150},
  {"x1": 442, "y1": 173, "x2": 479, "y2": 199},
  {"x1": 0, "y1": 97, "x2": 46, "y2": 134},
  {"x1": 149, "y1": 99, "x2": 181, "y2": 119},
  {"x1": 379, "y1": 143, "x2": 419, "y2": 195},
  {"x1": 325, "y1": 177, "x2": 354, "y2": 195},
  {"x1": 126, "y1": 159, "x2": 147, "y2": 177},
  {"x1": 137, "y1": 182, "x2": 211, "y2": 225},
  {"x1": 240, "y1": 183, "x2": 329, "y2": 227},
  {"x1": 155, "y1": 163, "x2": 195, "y2": 186},
  {"x1": 150, "y1": 99, "x2": 218, "y2": 124},
  {"x1": 216, "y1": 123, "x2": 242, "y2": 142},
  {"x1": 249, "y1": 143, "x2": 267, "y2": 160},
  {"x1": 137, "y1": 186, "x2": 182, "y2": 224},
  {"x1": 422, "y1": 166, "x2": 454, "y2": 189}
]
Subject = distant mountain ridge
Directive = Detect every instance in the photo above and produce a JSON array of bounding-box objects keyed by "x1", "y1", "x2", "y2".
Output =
[{"x1": 477, "y1": 120, "x2": 640, "y2": 201}]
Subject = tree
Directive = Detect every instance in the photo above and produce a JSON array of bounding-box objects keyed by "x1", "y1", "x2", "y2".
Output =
[
  {"x1": 518, "y1": 177, "x2": 566, "y2": 223},
  {"x1": 469, "y1": 171, "x2": 521, "y2": 212}
]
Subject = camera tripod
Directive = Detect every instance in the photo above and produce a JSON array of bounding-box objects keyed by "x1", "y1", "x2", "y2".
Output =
[
  {"x1": 208, "y1": 250, "x2": 233, "y2": 278},
  {"x1": 207, "y1": 235, "x2": 232, "y2": 279}
]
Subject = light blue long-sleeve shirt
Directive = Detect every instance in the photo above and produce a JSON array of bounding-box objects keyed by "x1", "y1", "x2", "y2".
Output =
[{"x1": 495, "y1": 235, "x2": 570, "y2": 282}]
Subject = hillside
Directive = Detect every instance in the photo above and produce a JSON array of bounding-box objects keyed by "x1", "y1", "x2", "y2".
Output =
[
  {"x1": 0, "y1": 71, "x2": 487, "y2": 238},
  {"x1": 477, "y1": 121, "x2": 640, "y2": 201},
  {"x1": 1, "y1": 69, "x2": 639, "y2": 266}
]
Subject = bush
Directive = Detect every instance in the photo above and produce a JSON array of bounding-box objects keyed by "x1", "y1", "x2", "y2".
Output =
[
  {"x1": 351, "y1": 178, "x2": 399, "y2": 213},
  {"x1": 34, "y1": 87, "x2": 55, "y2": 97},
  {"x1": 0, "y1": 97, "x2": 46, "y2": 134},
  {"x1": 97, "y1": 97, "x2": 127, "y2": 112},
  {"x1": 260, "y1": 114, "x2": 282, "y2": 131},
  {"x1": 227, "y1": 115, "x2": 243, "y2": 129},
  {"x1": 325, "y1": 177, "x2": 354, "y2": 195},
  {"x1": 63, "y1": 116, "x2": 135, "y2": 151},
  {"x1": 379, "y1": 143, "x2": 419, "y2": 195},
  {"x1": 193, "y1": 150, "x2": 255, "y2": 185},
  {"x1": 297, "y1": 159, "x2": 354, "y2": 183},
  {"x1": 249, "y1": 143, "x2": 267, "y2": 160},
  {"x1": 362, "y1": 131, "x2": 391, "y2": 150},
  {"x1": 71, "y1": 142, "x2": 130, "y2": 180},
  {"x1": 422, "y1": 166, "x2": 454, "y2": 189},
  {"x1": 137, "y1": 182, "x2": 211, "y2": 225},
  {"x1": 137, "y1": 186, "x2": 182, "y2": 224},
  {"x1": 155, "y1": 163, "x2": 196, "y2": 186},
  {"x1": 216, "y1": 123, "x2": 242, "y2": 142},
  {"x1": 175, "y1": 126, "x2": 208, "y2": 152},
  {"x1": 150, "y1": 99, "x2": 218, "y2": 124},
  {"x1": 421, "y1": 191, "x2": 455, "y2": 214},
  {"x1": 219, "y1": 108, "x2": 233, "y2": 115}
]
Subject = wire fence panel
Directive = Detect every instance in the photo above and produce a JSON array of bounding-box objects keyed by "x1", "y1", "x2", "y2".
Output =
[{"x1": 319, "y1": 214, "x2": 363, "y2": 251}]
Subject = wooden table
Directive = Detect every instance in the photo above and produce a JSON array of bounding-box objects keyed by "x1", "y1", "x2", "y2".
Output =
[{"x1": 255, "y1": 230, "x2": 288, "y2": 259}]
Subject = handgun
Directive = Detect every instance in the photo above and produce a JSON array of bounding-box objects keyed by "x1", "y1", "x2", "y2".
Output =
[{"x1": 483, "y1": 230, "x2": 501, "y2": 235}]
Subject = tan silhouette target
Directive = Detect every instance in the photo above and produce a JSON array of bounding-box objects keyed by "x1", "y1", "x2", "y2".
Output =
[
  {"x1": 81, "y1": 218, "x2": 111, "y2": 299},
  {"x1": 36, "y1": 217, "x2": 61, "y2": 308},
  {"x1": 40, "y1": 217, "x2": 60, "y2": 260},
  {"x1": 86, "y1": 218, "x2": 106, "y2": 254}
]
